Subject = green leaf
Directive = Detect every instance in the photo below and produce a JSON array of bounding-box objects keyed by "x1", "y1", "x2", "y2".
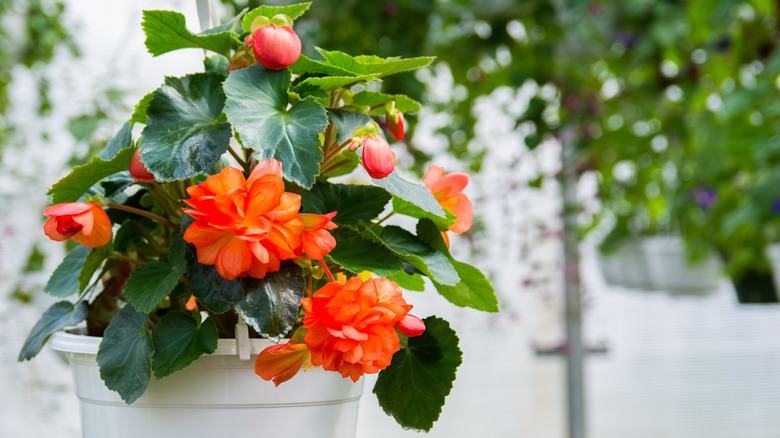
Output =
[
  {"x1": 293, "y1": 75, "x2": 378, "y2": 94},
  {"x1": 242, "y1": 2, "x2": 312, "y2": 32},
  {"x1": 387, "y1": 269, "x2": 425, "y2": 291},
  {"x1": 393, "y1": 196, "x2": 456, "y2": 230},
  {"x1": 97, "y1": 304, "x2": 152, "y2": 404},
  {"x1": 168, "y1": 232, "x2": 187, "y2": 265},
  {"x1": 140, "y1": 73, "x2": 232, "y2": 182},
  {"x1": 79, "y1": 245, "x2": 110, "y2": 293},
  {"x1": 328, "y1": 109, "x2": 372, "y2": 145},
  {"x1": 301, "y1": 181, "x2": 391, "y2": 226},
  {"x1": 99, "y1": 122, "x2": 133, "y2": 160},
  {"x1": 130, "y1": 92, "x2": 154, "y2": 125},
  {"x1": 374, "y1": 316, "x2": 462, "y2": 431},
  {"x1": 432, "y1": 262, "x2": 499, "y2": 312},
  {"x1": 151, "y1": 312, "x2": 218, "y2": 379},
  {"x1": 289, "y1": 54, "x2": 359, "y2": 77},
  {"x1": 204, "y1": 55, "x2": 229, "y2": 76},
  {"x1": 188, "y1": 262, "x2": 244, "y2": 313},
  {"x1": 48, "y1": 147, "x2": 135, "y2": 204},
  {"x1": 223, "y1": 64, "x2": 328, "y2": 188},
  {"x1": 373, "y1": 172, "x2": 446, "y2": 218},
  {"x1": 142, "y1": 10, "x2": 240, "y2": 57},
  {"x1": 44, "y1": 245, "x2": 91, "y2": 297},
  {"x1": 327, "y1": 228, "x2": 404, "y2": 277},
  {"x1": 315, "y1": 48, "x2": 435, "y2": 78},
  {"x1": 235, "y1": 263, "x2": 305, "y2": 338},
  {"x1": 416, "y1": 218, "x2": 499, "y2": 312},
  {"x1": 17, "y1": 301, "x2": 88, "y2": 361},
  {"x1": 201, "y1": 8, "x2": 246, "y2": 36},
  {"x1": 351, "y1": 90, "x2": 422, "y2": 115},
  {"x1": 379, "y1": 226, "x2": 458, "y2": 286},
  {"x1": 123, "y1": 260, "x2": 185, "y2": 313}
]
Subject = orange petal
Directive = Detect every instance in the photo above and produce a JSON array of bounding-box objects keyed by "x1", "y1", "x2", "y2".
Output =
[
  {"x1": 245, "y1": 178, "x2": 284, "y2": 218},
  {"x1": 433, "y1": 172, "x2": 469, "y2": 197},
  {"x1": 72, "y1": 206, "x2": 112, "y2": 247},
  {"x1": 302, "y1": 228, "x2": 336, "y2": 260},
  {"x1": 43, "y1": 202, "x2": 92, "y2": 217},
  {"x1": 215, "y1": 235, "x2": 253, "y2": 280},
  {"x1": 440, "y1": 194, "x2": 473, "y2": 234},
  {"x1": 254, "y1": 342, "x2": 310, "y2": 386},
  {"x1": 203, "y1": 166, "x2": 246, "y2": 195},
  {"x1": 247, "y1": 158, "x2": 283, "y2": 188},
  {"x1": 71, "y1": 210, "x2": 94, "y2": 237},
  {"x1": 423, "y1": 165, "x2": 445, "y2": 192},
  {"x1": 43, "y1": 217, "x2": 72, "y2": 241}
]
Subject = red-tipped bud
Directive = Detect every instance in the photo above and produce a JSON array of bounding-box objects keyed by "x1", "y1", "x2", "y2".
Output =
[
  {"x1": 361, "y1": 135, "x2": 395, "y2": 179},
  {"x1": 252, "y1": 23, "x2": 301, "y2": 70},
  {"x1": 387, "y1": 111, "x2": 405, "y2": 141},
  {"x1": 398, "y1": 314, "x2": 425, "y2": 337},
  {"x1": 129, "y1": 149, "x2": 155, "y2": 183},
  {"x1": 348, "y1": 137, "x2": 363, "y2": 152},
  {"x1": 244, "y1": 34, "x2": 254, "y2": 49}
]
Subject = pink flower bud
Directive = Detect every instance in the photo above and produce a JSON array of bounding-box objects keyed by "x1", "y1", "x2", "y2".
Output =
[
  {"x1": 129, "y1": 149, "x2": 155, "y2": 183},
  {"x1": 361, "y1": 135, "x2": 395, "y2": 179},
  {"x1": 397, "y1": 314, "x2": 425, "y2": 337},
  {"x1": 252, "y1": 23, "x2": 301, "y2": 70},
  {"x1": 387, "y1": 111, "x2": 405, "y2": 141}
]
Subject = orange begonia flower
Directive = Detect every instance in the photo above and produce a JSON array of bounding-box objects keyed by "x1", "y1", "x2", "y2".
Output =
[
  {"x1": 182, "y1": 159, "x2": 305, "y2": 280},
  {"x1": 301, "y1": 277, "x2": 412, "y2": 382},
  {"x1": 43, "y1": 202, "x2": 112, "y2": 248},
  {"x1": 255, "y1": 341, "x2": 311, "y2": 386},
  {"x1": 300, "y1": 212, "x2": 337, "y2": 260},
  {"x1": 423, "y1": 165, "x2": 473, "y2": 234}
]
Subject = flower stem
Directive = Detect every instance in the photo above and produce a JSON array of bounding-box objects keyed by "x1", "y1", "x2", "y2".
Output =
[
  {"x1": 228, "y1": 145, "x2": 247, "y2": 169},
  {"x1": 136, "y1": 223, "x2": 166, "y2": 256},
  {"x1": 322, "y1": 138, "x2": 354, "y2": 165},
  {"x1": 320, "y1": 259, "x2": 335, "y2": 282},
  {"x1": 109, "y1": 250, "x2": 143, "y2": 265},
  {"x1": 150, "y1": 182, "x2": 183, "y2": 218},
  {"x1": 372, "y1": 211, "x2": 395, "y2": 228},
  {"x1": 151, "y1": 181, "x2": 181, "y2": 206},
  {"x1": 106, "y1": 202, "x2": 179, "y2": 229},
  {"x1": 320, "y1": 158, "x2": 353, "y2": 175}
]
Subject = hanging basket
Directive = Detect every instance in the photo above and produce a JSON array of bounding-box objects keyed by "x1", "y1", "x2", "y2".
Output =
[
  {"x1": 642, "y1": 236, "x2": 721, "y2": 295},
  {"x1": 49, "y1": 329, "x2": 364, "y2": 438}
]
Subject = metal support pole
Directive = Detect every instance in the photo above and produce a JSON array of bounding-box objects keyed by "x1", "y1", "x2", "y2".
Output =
[{"x1": 561, "y1": 129, "x2": 585, "y2": 438}]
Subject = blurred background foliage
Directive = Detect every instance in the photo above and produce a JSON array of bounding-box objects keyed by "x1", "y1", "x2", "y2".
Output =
[
  {"x1": 5, "y1": 0, "x2": 780, "y2": 303},
  {"x1": 218, "y1": 0, "x2": 780, "y2": 302}
]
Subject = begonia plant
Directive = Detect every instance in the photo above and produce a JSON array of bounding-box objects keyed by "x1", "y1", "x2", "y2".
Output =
[{"x1": 17, "y1": 3, "x2": 498, "y2": 432}]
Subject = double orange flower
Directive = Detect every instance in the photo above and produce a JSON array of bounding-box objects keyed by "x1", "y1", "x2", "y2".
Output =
[
  {"x1": 256, "y1": 276, "x2": 418, "y2": 385},
  {"x1": 183, "y1": 159, "x2": 337, "y2": 280}
]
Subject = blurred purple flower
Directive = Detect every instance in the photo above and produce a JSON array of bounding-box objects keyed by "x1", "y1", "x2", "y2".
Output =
[
  {"x1": 772, "y1": 196, "x2": 780, "y2": 214},
  {"x1": 615, "y1": 31, "x2": 637, "y2": 48},
  {"x1": 692, "y1": 188, "x2": 717, "y2": 210}
]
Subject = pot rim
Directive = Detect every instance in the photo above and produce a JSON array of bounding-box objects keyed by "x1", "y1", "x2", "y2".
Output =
[{"x1": 50, "y1": 329, "x2": 285, "y2": 356}]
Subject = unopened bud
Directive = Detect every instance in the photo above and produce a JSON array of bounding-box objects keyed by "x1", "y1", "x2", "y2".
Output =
[
  {"x1": 129, "y1": 149, "x2": 155, "y2": 183},
  {"x1": 361, "y1": 134, "x2": 395, "y2": 179},
  {"x1": 397, "y1": 314, "x2": 425, "y2": 337},
  {"x1": 252, "y1": 23, "x2": 302, "y2": 70}
]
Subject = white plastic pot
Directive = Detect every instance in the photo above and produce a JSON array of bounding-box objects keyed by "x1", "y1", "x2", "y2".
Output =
[
  {"x1": 50, "y1": 331, "x2": 364, "y2": 438},
  {"x1": 642, "y1": 236, "x2": 721, "y2": 295},
  {"x1": 764, "y1": 243, "x2": 780, "y2": 291}
]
